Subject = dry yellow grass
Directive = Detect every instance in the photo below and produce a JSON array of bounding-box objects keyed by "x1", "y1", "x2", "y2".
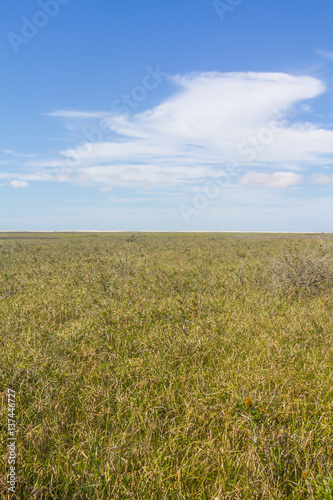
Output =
[{"x1": 0, "y1": 232, "x2": 332, "y2": 499}]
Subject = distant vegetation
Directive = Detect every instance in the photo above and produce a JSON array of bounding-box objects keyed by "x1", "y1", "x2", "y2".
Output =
[{"x1": 0, "y1": 232, "x2": 332, "y2": 499}]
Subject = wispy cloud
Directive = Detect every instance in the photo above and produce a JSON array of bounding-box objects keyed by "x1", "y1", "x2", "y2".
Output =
[
  {"x1": 240, "y1": 171, "x2": 303, "y2": 188},
  {"x1": 4, "y1": 71, "x2": 333, "y2": 191},
  {"x1": 312, "y1": 173, "x2": 333, "y2": 184},
  {"x1": 45, "y1": 110, "x2": 111, "y2": 119},
  {"x1": 10, "y1": 180, "x2": 29, "y2": 189},
  {"x1": 2, "y1": 149, "x2": 37, "y2": 158},
  {"x1": 316, "y1": 49, "x2": 333, "y2": 61}
]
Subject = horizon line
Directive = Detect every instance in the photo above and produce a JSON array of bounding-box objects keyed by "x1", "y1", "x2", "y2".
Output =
[{"x1": 0, "y1": 230, "x2": 329, "y2": 234}]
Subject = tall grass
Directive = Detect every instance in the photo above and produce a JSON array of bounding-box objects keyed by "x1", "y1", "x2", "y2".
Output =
[{"x1": 0, "y1": 233, "x2": 332, "y2": 499}]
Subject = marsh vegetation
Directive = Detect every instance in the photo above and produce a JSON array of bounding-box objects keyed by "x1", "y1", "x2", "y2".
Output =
[{"x1": 0, "y1": 232, "x2": 332, "y2": 499}]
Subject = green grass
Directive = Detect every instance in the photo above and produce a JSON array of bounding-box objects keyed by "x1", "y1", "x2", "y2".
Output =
[{"x1": 0, "y1": 232, "x2": 332, "y2": 499}]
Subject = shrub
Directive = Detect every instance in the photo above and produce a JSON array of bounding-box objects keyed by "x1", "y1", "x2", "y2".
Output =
[{"x1": 267, "y1": 239, "x2": 333, "y2": 295}]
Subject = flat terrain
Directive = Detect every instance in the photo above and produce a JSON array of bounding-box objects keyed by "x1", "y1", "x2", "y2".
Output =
[{"x1": 0, "y1": 233, "x2": 332, "y2": 499}]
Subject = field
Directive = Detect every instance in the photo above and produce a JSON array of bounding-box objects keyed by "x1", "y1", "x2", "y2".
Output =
[{"x1": 0, "y1": 232, "x2": 332, "y2": 499}]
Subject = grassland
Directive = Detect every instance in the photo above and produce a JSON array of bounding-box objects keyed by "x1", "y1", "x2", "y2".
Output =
[{"x1": 0, "y1": 232, "x2": 332, "y2": 499}]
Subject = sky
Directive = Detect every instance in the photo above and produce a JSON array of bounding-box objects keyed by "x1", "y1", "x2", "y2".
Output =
[{"x1": 1, "y1": 0, "x2": 333, "y2": 231}]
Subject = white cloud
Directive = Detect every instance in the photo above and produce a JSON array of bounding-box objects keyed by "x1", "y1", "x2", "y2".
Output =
[
  {"x1": 240, "y1": 171, "x2": 303, "y2": 188},
  {"x1": 316, "y1": 50, "x2": 333, "y2": 61},
  {"x1": 10, "y1": 71, "x2": 333, "y2": 190},
  {"x1": 10, "y1": 180, "x2": 29, "y2": 189},
  {"x1": 46, "y1": 110, "x2": 110, "y2": 119},
  {"x1": 108, "y1": 197, "x2": 136, "y2": 202},
  {"x1": 312, "y1": 173, "x2": 333, "y2": 184},
  {"x1": 2, "y1": 149, "x2": 37, "y2": 158}
]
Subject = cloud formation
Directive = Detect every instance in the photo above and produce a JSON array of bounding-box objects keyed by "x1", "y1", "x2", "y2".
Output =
[
  {"x1": 10, "y1": 180, "x2": 29, "y2": 189},
  {"x1": 240, "y1": 171, "x2": 303, "y2": 188},
  {"x1": 5, "y1": 71, "x2": 333, "y2": 190},
  {"x1": 46, "y1": 110, "x2": 110, "y2": 119},
  {"x1": 312, "y1": 173, "x2": 333, "y2": 184},
  {"x1": 316, "y1": 50, "x2": 333, "y2": 61}
]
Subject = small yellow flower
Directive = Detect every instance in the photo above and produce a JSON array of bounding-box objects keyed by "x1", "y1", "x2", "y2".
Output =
[
  {"x1": 302, "y1": 471, "x2": 308, "y2": 479},
  {"x1": 245, "y1": 396, "x2": 253, "y2": 408}
]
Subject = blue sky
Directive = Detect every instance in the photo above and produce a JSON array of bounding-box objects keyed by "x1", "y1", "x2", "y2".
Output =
[{"x1": 1, "y1": 0, "x2": 333, "y2": 231}]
